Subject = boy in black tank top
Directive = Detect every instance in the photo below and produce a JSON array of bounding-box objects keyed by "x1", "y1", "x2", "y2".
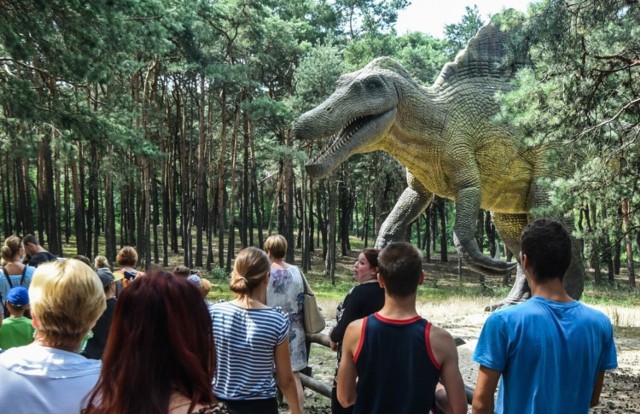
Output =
[{"x1": 337, "y1": 242, "x2": 468, "y2": 414}]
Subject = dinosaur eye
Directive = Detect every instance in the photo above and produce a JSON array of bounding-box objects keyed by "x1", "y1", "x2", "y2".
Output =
[{"x1": 366, "y1": 79, "x2": 382, "y2": 90}]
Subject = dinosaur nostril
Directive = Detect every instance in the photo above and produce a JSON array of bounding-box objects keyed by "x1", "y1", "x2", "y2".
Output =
[{"x1": 325, "y1": 106, "x2": 332, "y2": 112}]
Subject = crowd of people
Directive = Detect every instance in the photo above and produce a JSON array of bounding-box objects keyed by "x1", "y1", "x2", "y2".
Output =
[{"x1": 0, "y1": 219, "x2": 619, "y2": 413}]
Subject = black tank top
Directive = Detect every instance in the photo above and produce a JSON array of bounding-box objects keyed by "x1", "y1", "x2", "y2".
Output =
[{"x1": 354, "y1": 313, "x2": 440, "y2": 414}]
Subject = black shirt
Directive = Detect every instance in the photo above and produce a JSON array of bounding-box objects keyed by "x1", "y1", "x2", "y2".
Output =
[{"x1": 27, "y1": 251, "x2": 57, "y2": 267}]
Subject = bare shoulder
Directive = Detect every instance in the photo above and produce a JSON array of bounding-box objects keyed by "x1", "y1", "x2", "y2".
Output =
[
  {"x1": 428, "y1": 323, "x2": 458, "y2": 363},
  {"x1": 342, "y1": 318, "x2": 365, "y2": 352},
  {"x1": 429, "y1": 324, "x2": 454, "y2": 341},
  {"x1": 345, "y1": 318, "x2": 365, "y2": 336}
]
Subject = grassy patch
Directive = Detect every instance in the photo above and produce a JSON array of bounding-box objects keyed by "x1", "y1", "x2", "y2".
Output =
[{"x1": 581, "y1": 281, "x2": 640, "y2": 307}]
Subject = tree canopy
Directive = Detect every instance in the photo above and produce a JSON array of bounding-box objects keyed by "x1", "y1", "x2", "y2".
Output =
[{"x1": 0, "y1": 0, "x2": 637, "y2": 284}]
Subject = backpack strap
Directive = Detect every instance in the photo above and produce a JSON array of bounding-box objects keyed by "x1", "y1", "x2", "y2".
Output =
[
  {"x1": 1, "y1": 266, "x2": 13, "y2": 289},
  {"x1": 20, "y1": 264, "x2": 28, "y2": 286}
]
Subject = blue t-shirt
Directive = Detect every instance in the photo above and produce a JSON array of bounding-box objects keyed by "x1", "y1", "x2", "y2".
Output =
[
  {"x1": 210, "y1": 301, "x2": 289, "y2": 400},
  {"x1": 473, "y1": 297, "x2": 617, "y2": 414},
  {"x1": 0, "y1": 266, "x2": 35, "y2": 317}
]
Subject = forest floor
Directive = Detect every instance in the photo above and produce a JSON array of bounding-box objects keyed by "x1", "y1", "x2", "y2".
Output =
[{"x1": 281, "y1": 250, "x2": 640, "y2": 414}]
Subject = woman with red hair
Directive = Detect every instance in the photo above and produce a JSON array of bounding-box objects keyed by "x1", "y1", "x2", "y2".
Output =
[{"x1": 83, "y1": 270, "x2": 227, "y2": 414}]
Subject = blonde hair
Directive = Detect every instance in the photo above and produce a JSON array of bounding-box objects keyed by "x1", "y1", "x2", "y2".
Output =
[
  {"x1": 94, "y1": 255, "x2": 111, "y2": 269},
  {"x1": 229, "y1": 247, "x2": 270, "y2": 296},
  {"x1": 200, "y1": 278, "x2": 211, "y2": 298},
  {"x1": 263, "y1": 235, "x2": 287, "y2": 260},
  {"x1": 1, "y1": 235, "x2": 22, "y2": 264},
  {"x1": 30, "y1": 259, "x2": 106, "y2": 349}
]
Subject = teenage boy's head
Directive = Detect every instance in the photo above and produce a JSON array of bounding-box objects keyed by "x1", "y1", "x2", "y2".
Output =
[
  {"x1": 521, "y1": 218, "x2": 572, "y2": 282},
  {"x1": 378, "y1": 242, "x2": 423, "y2": 297}
]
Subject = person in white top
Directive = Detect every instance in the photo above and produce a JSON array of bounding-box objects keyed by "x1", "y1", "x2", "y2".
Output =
[{"x1": 0, "y1": 259, "x2": 106, "y2": 414}]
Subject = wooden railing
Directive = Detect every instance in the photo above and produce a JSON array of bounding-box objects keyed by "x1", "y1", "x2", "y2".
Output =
[{"x1": 302, "y1": 333, "x2": 474, "y2": 411}]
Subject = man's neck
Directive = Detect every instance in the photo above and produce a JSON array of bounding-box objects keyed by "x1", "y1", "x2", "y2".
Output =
[
  {"x1": 530, "y1": 278, "x2": 573, "y2": 302},
  {"x1": 377, "y1": 293, "x2": 419, "y2": 320}
]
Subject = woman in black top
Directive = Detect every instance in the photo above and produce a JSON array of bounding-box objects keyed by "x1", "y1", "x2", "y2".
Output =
[{"x1": 329, "y1": 248, "x2": 385, "y2": 414}]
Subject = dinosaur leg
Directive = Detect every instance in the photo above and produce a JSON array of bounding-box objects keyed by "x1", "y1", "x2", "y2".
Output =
[
  {"x1": 453, "y1": 188, "x2": 517, "y2": 276},
  {"x1": 486, "y1": 213, "x2": 530, "y2": 311},
  {"x1": 375, "y1": 174, "x2": 433, "y2": 249}
]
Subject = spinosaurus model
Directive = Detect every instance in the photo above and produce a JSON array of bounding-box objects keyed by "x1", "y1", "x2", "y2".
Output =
[{"x1": 294, "y1": 24, "x2": 584, "y2": 306}]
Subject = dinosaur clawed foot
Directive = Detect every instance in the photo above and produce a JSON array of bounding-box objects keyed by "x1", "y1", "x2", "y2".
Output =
[{"x1": 465, "y1": 256, "x2": 517, "y2": 277}]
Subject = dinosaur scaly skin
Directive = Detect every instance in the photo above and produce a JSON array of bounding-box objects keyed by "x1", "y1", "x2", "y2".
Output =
[{"x1": 295, "y1": 25, "x2": 585, "y2": 305}]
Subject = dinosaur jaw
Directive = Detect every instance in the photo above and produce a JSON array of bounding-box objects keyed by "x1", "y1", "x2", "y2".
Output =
[{"x1": 305, "y1": 107, "x2": 397, "y2": 178}]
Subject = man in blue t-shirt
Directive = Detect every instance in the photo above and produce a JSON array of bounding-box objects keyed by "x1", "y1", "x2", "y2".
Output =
[{"x1": 472, "y1": 218, "x2": 618, "y2": 414}]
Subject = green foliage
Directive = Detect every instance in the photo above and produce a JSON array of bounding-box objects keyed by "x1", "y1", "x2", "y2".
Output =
[
  {"x1": 444, "y1": 5, "x2": 484, "y2": 59},
  {"x1": 495, "y1": 1, "x2": 640, "y2": 241},
  {"x1": 392, "y1": 32, "x2": 448, "y2": 84}
]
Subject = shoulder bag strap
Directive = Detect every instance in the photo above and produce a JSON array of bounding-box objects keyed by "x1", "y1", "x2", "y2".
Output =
[{"x1": 300, "y1": 271, "x2": 312, "y2": 295}]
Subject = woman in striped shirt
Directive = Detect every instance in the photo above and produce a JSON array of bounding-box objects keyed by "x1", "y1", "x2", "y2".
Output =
[{"x1": 210, "y1": 247, "x2": 301, "y2": 414}]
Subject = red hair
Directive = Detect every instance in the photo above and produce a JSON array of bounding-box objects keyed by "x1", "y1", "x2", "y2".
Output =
[{"x1": 84, "y1": 270, "x2": 216, "y2": 413}]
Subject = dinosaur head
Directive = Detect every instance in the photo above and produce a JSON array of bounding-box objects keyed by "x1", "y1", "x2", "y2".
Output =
[{"x1": 295, "y1": 58, "x2": 403, "y2": 178}]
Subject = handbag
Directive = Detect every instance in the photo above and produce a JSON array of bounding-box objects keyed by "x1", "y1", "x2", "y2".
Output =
[{"x1": 301, "y1": 273, "x2": 325, "y2": 334}]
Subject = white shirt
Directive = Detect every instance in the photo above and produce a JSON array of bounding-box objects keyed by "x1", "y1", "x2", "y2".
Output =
[{"x1": 0, "y1": 343, "x2": 101, "y2": 413}]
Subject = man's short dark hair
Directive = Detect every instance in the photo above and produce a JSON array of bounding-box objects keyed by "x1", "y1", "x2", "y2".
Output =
[
  {"x1": 22, "y1": 234, "x2": 39, "y2": 246},
  {"x1": 521, "y1": 218, "x2": 572, "y2": 282},
  {"x1": 378, "y1": 242, "x2": 423, "y2": 297}
]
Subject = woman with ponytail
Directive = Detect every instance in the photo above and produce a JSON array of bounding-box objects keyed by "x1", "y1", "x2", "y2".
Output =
[{"x1": 209, "y1": 247, "x2": 301, "y2": 414}]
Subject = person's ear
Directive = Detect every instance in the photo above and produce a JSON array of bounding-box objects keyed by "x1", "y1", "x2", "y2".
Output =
[
  {"x1": 418, "y1": 270, "x2": 425, "y2": 286},
  {"x1": 376, "y1": 273, "x2": 385, "y2": 288}
]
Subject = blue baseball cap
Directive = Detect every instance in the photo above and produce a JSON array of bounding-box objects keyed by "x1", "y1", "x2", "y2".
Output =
[{"x1": 7, "y1": 286, "x2": 29, "y2": 306}]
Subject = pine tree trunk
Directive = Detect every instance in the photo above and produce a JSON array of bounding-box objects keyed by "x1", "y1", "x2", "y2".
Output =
[
  {"x1": 588, "y1": 202, "x2": 601, "y2": 284},
  {"x1": 621, "y1": 198, "x2": 636, "y2": 288},
  {"x1": 70, "y1": 148, "x2": 86, "y2": 256},
  {"x1": 226, "y1": 106, "x2": 240, "y2": 272},
  {"x1": 338, "y1": 167, "x2": 352, "y2": 256},
  {"x1": 249, "y1": 118, "x2": 263, "y2": 248},
  {"x1": 326, "y1": 178, "x2": 337, "y2": 284},
  {"x1": 240, "y1": 111, "x2": 250, "y2": 248},
  {"x1": 216, "y1": 88, "x2": 228, "y2": 268},
  {"x1": 64, "y1": 163, "x2": 71, "y2": 243},
  {"x1": 423, "y1": 212, "x2": 431, "y2": 263},
  {"x1": 104, "y1": 161, "x2": 116, "y2": 262},
  {"x1": 195, "y1": 74, "x2": 207, "y2": 267},
  {"x1": 438, "y1": 198, "x2": 448, "y2": 263}
]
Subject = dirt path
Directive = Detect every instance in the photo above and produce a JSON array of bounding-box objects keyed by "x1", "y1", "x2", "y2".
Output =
[{"x1": 296, "y1": 298, "x2": 640, "y2": 413}]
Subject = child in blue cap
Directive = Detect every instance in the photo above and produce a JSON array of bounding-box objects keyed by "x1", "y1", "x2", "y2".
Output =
[{"x1": 0, "y1": 286, "x2": 35, "y2": 350}]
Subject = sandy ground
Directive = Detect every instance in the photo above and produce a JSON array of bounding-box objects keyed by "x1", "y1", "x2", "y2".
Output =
[{"x1": 291, "y1": 298, "x2": 640, "y2": 414}]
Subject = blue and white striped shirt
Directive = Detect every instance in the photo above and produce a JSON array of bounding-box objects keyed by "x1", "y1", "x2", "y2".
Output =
[{"x1": 210, "y1": 301, "x2": 289, "y2": 400}]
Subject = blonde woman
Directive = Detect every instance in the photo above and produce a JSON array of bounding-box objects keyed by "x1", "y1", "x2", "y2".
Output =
[
  {"x1": 1, "y1": 236, "x2": 36, "y2": 318},
  {"x1": 0, "y1": 259, "x2": 106, "y2": 413},
  {"x1": 264, "y1": 235, "x2": 307, "y2": 413},
  {"x1": 209, "y1": 247, "x2": 301, "y2": 414}
]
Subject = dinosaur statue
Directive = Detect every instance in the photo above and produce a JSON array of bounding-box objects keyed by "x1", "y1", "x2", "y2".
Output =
[{"x1": 294, "y1": 24, "x2": 585, "y2": 306}]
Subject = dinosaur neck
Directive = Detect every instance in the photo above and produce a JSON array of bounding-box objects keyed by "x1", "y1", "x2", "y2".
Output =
[{"x1": 383, "y1": 81, "x2": 447, "y2": 171}]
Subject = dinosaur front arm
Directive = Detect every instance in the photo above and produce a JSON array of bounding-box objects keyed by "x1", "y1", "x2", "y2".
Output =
[
  {"x1": 375, "y1": 184, "x2": 433, "y2": 249},
  {"x1": 454, "y1": 187, "x2": 516, "y2": 275}
]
